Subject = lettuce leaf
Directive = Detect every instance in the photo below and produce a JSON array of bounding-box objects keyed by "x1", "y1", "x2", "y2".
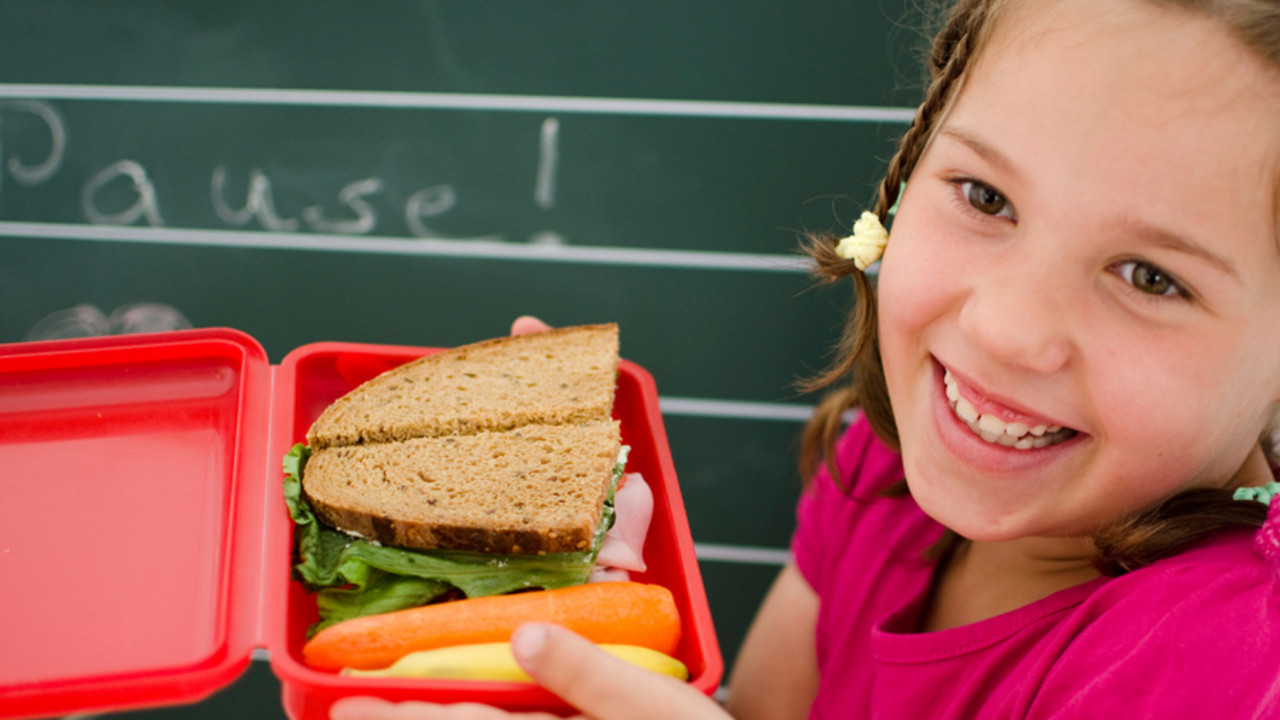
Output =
[{"x1": 282, "y1": 443, "x2": 622, "y2": 634}]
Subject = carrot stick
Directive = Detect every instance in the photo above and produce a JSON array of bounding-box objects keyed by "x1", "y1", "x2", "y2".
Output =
[{"x1": 302, "y1": 581, "x2": 681, "y2": 671}]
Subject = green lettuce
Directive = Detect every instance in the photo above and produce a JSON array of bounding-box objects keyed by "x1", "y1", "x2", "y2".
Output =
[{"x1": 282, "y1": 443, "x2": 624, "y2": 635}]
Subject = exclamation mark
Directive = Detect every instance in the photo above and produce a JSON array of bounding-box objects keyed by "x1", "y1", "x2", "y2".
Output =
[
  {"x1": 531, "y1": 117, "x2": 564, "y2": 245},
  {"x1": 534, "y1": 117, "x2": 559, "y2": 210}
]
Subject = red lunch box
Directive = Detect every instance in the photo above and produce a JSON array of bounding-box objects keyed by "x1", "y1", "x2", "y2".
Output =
[{"x1": 0, "y1": 327, "x2": 722, "y2": 719}]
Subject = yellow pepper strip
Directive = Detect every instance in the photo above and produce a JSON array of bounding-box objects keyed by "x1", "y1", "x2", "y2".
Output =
[{"x1": 342, "y1": 642, "x2": 689, "y2": 682}]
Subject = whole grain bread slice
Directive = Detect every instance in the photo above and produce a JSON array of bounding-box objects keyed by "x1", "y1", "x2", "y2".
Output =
[
  {"x1": 302, "y1": 421, "x2": 622, "y2": 554},
  {"x1": 306, "y1": 324, "x2": 619, "y2": 450}
]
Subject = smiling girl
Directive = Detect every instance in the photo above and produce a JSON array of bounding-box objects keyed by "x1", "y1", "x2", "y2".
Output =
[{"x1": 333, "y1": 1, "x2": 1280, "y2": 718}]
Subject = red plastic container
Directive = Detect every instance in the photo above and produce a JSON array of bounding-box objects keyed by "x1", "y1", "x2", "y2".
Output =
[{"x1": 0, "y1": 328, "x2": 721, "y2": 719}]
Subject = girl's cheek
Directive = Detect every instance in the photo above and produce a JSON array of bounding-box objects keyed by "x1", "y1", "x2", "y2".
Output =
[{"x1": 879, "y1": 221, "x2": 953, "y2": 329}]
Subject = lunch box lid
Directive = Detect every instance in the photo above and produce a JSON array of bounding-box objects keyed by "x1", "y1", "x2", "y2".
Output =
[{"x1": 0, "y1": 327, "x2": 722, "y2": 719}]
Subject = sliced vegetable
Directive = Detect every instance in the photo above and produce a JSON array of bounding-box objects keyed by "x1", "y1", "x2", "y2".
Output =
[
  {"x1": 343, "y1": 642, "x2": 689, "y2": 682},
  {"x1": 303, "y1": 581, "x2": 681, "y2": 671}
]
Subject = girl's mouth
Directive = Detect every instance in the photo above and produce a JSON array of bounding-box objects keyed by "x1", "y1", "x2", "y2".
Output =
[{"x1": 943, "y1": 369, "x2": 1077, "y2": 450}]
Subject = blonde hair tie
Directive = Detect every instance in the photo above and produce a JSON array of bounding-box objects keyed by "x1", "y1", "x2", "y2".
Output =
[{"x1": 835, "y1": 211, "x2": 889, "y2": 271}]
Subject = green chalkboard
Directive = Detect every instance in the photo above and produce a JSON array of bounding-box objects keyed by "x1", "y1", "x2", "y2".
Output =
[{"x1": 0, "y1": 0, "x2": 926, "y2": 715}]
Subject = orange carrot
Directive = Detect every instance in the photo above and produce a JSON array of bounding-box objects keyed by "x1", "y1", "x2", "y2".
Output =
[{"x1": 303, "y1": 581, "x2": 681, "y2": 671}]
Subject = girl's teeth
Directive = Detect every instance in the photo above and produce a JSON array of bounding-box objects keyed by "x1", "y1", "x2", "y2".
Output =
[
  {"x1": 942, "y1": 369, "x2": 1075, "y2": 450},
  {"x1": 977, "y1": 414, "x2": 1006, "y2": 435}
]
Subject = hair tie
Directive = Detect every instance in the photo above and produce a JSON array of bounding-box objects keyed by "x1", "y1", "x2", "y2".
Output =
[
  {"x1": 835, "y1": 211, "x2": 889, "y2": 271},
  {"x1": 1233, "y1": 481, "x2": 1280, "y2": 505}
]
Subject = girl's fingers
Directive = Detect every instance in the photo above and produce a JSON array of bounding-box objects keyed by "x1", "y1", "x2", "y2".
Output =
[
  {"x1": 331, "y1": 697, "x2": 416, "y2": 720},
  {"x1": 511, "y1": 624, "x2": 728, "y2": 720},
  {"x1": 510, "y1": 316, "x2": 552, "y2": 336},
  {"x1": 330, "y1": 696, "x2": 565, "y2": 720},
  {"x1": 327, "y1": 624, "x2": 722, "y2": 720}
]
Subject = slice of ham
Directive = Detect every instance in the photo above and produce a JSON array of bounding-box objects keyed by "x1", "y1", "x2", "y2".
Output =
[{"x1": 591, "y1": 472, "x2": 653, "y2": 580}]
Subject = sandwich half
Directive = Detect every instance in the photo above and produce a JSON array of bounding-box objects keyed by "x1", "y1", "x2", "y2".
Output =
[
  {"x1": 305, "y1": 323, "x2": 620, "y2": 449},
  {"x1": 283, "y1": 324, "x2": 627, "y2": 632},
  {"x1": 303, "y1": 421, "x2": 622, "y2": 555}
]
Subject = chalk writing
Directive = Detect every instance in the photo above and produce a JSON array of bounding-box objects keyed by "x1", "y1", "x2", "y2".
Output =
[
  {"x1": 3, "y1": 101, "x2": 565, "y2": 243},
  {"x1": 301, "y1": 177, "x2": 383, "y2": 235},
  {"x1": 1, "y1": 100, "x2": 66, "y2": 187},
  {"x1": 535, "y1": 116, "x2": 559, "y2": 210},
  {"x1": 82, "y1": 160, "x2": 165, "y2": 227},
  {"x1": 211, "y1": 167, "x2": 300, "y2": 232},
  {"x1": 25, "y1": 302, "x2": 191, "y2": 341}
]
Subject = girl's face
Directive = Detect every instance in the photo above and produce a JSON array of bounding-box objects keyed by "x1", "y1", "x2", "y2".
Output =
[{"x1": 878, "y1": 0, "x2": 1280, "y2": 542}]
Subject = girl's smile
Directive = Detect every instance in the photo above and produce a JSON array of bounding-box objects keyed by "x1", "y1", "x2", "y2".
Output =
[
  {"x1": 928, "y1": 356, "x2": 1085, "y2": 481},
  {"x1": 877, "y1": 0, "x2": 1280, "y2": 544},
  {"x1": 939, "y1": 361, "x2": 1075, "y2": 450}
]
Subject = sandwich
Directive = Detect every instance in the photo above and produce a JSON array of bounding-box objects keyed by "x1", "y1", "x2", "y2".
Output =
[{"x1": 283, "y1": 324, "x2": 635, "y2": 633}]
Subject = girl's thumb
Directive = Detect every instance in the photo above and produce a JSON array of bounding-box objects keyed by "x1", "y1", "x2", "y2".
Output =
[{"x1": 510, "y1": 623, "x2": 727, "y2": 720}]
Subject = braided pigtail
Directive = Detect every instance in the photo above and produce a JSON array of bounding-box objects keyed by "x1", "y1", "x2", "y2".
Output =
[{"x1": 798, "y1": 0, "x2": 996, "y2": 487}]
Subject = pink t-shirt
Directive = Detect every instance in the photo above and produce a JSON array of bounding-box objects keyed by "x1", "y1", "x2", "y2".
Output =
[{"x1": 792, "y1": 417, "x2": 1280, "y2": 719}]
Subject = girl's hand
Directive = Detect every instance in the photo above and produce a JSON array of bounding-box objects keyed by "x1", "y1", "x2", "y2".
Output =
[
  {"x1": 329, "y1": 623, "x2": 730, "y2": 720},
  {"x1": 510, "y1": 316, "x2": 552, "y2": 336}
]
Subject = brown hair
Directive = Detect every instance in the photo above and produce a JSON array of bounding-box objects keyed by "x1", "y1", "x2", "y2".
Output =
[{"x1": 798, "y1": 0, "x2": 1280, "y2": 575}]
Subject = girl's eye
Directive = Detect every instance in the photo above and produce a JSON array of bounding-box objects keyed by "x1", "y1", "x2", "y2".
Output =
[
  {"x1": 1113, "y1": 260, "x2": 1184, "y2": 298},
  {"x1": 959, "y1": 180, "x2": 1014, "y2": 219}
]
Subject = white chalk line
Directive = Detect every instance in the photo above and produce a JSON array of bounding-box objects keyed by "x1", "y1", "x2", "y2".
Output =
[
  {"x1": 660, "y1": 396, "x2": 815, "y2": 422},
  {"x1": 694, "y1": 543, "x2": 792, "y2": 566},
  {"x1": 0, "y1": 83, "x2": 917, "y2": 123},
  {"x1": 0, "y1": 221, "x2": 813, "y2": 273}
]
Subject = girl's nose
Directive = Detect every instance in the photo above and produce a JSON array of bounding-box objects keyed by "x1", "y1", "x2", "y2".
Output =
[{"x1": 956, "y1": 259, "x2": 1075, "y2": 375}]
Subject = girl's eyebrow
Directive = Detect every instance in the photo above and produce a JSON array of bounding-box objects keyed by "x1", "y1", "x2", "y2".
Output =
[
  {"x1": 937, "y1": 126, "x2": 1022, "y2": 181},
  {"x1": 1118, "y1": 219, "x2": 1239, "y2": 279}
]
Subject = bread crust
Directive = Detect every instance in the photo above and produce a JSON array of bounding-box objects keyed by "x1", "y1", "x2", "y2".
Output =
[{"x1": 306, "y1": 324, "x2": 619, "y2": 450}]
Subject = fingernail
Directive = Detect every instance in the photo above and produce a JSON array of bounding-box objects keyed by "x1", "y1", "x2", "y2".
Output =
[{"x1": 511, "y1": 623, "x2": 549, "y2": 663}]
